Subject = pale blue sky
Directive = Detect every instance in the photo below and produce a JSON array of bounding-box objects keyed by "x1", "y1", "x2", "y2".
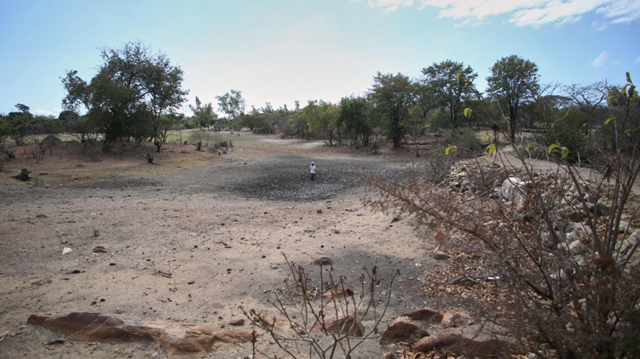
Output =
[{"x1": 1, "y1": 0, "x2": 639, "y2": 117}]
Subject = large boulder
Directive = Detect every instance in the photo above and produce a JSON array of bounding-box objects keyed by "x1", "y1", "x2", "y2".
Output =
[{"x1": 27, "y1": 312, "x2": 255, "y2": 358}]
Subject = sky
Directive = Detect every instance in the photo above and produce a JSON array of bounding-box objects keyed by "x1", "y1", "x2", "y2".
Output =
[{"x1": 1, "y1": 0, "x2": 639, "y2": 117}]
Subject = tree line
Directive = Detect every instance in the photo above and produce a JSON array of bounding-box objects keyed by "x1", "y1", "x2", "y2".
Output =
[{"x1": 1, "y1": 41, "x2": 634, "y2": 161}]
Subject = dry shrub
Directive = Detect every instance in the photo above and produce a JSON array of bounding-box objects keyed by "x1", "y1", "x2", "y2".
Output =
[{"x1": 362, "y1": 74, "x2": 640, "y2": 359}]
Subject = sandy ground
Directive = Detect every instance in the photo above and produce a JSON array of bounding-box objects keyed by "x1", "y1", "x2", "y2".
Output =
[{"x1": 0, "y1": 133, "x2": 443, "y2": 358}]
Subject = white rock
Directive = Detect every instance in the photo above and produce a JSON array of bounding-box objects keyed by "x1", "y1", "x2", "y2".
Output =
[{"x1": 501, "y1": 177, "x2": 526, "y2": 205}]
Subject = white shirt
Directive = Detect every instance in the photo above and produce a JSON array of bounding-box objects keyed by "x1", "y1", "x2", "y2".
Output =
[{"x1": 310, "y1": 165, "x2": 316, "y2": 174}]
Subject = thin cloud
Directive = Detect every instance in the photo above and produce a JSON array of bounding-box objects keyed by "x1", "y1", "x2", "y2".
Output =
[
  {"x1": 33, "y1": 108, "x2": 59, "y2": 116},
  {"x1": 360, "y1": 0, "x2": 640, "y2": 27},
  {"x1": 590, "y1": 51, "x2": 609, "y2": 67},
  {"x1": 635, "y1": 57, "x2": 640, "y2": 63},
  {"x1": 367, "y1": 0, "x2": 414, "y2": 13},
  {"x1": 591, "y1": 21, "x2": 608, "y2": 30}
]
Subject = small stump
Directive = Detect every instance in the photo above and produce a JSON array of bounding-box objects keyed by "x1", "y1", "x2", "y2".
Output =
[{"x1": 14, "y1": 168, "x2": 31, "y2": 181}]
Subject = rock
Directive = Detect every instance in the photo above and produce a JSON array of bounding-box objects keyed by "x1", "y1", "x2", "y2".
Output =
[
  {"x1": 431, "y1": 251, "x2": 448, "y2": 260},
  {"x1": 62, "y1": 247, "x2": 72, "y2": 255},
  {"x1": 566, "y1": 231, "x2": 580, "y2": 242},
  {"x1": 316, "y1": 209, "x2": 323, "y2": 214},
  {"x1": 501, "y1": 177, "x2": 526, "y2": 206},
  {"x1": 313, "y1": 257, "x2": 333, "y2": 266},
  {"x1": 333, "y1": 229, "x2": 340, "y2": 234},
  {"x1": 270, "y1": 265, "x2": 278, "y2": 269},
  {"x1": 379, "y1": 316, "x2": 428, "y2": 344},
  {"x1": 413, "y1": 331, "x2": 460, "y2": 352},
  {"x1": 93, "y1": 246, "x2": 107, "y2": 254},
  {"x1": 228, "y1": 319, "x2": 245, "y2": 326},
  {"x1": 255, "y1": 314, "x2": 290, "y2": 329},
  {"x1": 440, "y1": 311, "x2": 470, "y2": 328},
  {"x1": 516, "y1": 203, "x2": 525, "y2": 212},
  {"x1": 27, "y1": 312, "x2": 255, "y2": 358},
  {"x1": 311, "y1": 314, "x2": 364, "y2": 337},
  {"x1": 321, "y1": 288, "x2": 355, "y2": 299},
  {"x1": 565, "y1": 210, "x2": 585, "y2": 222},
  {"x1": 618, "y1": 220, "x2": 632, "y2": 234},
  {"x1": 187, "y1": 281, "x2": 195, "y2": 285},
  {"x1": 402, "y1": 308, "x2": 443, "y2": 323},
  {"x1": 413, "y1": 325, "x2": 524, "y2": 358},
  {"x1": 569, "y1": 240, "x2": 587, "y2": 255}
]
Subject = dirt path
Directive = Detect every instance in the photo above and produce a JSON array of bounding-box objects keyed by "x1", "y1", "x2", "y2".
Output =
[{"x1": 0, "y1": 133, "x2": 442, "y2": 358}]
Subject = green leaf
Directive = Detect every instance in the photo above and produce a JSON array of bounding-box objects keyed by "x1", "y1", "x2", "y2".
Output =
[
  {"x1": 627, "y1": 72, "x2": 632, "y2": 84},
  {"x1": 455, "y1": 168, "x2": 463, "y2": 174},
  {"x1": 625, "y1": 129, "x2": 634, "y2": 137},
  {"x1": 534, "y1": 147, "x2": 539, "y2": 152},
  {"x1": 622, "y1": 84, "x2": 629, "y2": 98},
  {"x1": 561, "y1": 147, "x2": 569, "y2": 159},
  {"x1": 525, "y1": 145, "x2": 531, "y2": 152},
  {"x1": 607, "y1": 95, "x2": 615, "y2": 106},
  {"x1": 629, "y1": 85, "x2": 636, "y2": 98},
  {"x1": 464, "y1": 108, "x2": 472, "y2": 118},
  {"x1": 548, "y1": 143, "x2": 560, "y2": 154},
  {"x1": 456, "y1": 72, "x2": 462, "y2": 83},
  {"x1": 605, "y1": 116, "x2": 617, "y2": 125},
  {"x1": 445, "y1": 145, "x2": 457, "y2": 156},
  {"x1": 487, "y1": 144, "x2": 496, "y2": 155},
  {"x1": 483, "y1": 132, "x2": 490, "y2": 141}
]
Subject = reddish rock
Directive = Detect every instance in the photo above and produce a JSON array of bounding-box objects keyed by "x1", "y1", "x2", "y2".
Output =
[
  {"x1": 311, "y1": 314, "x2": 364, "y2": 337},
  {"x1": 228, "y1": 319, "x2": 245, "y2": 326},
  {"x1": 440, "y1": 311, "x2": 470, "y2": 328},
  {"x1": 379, "y1": 316, "x2": 429, "y2": 344},
  {"x1": 413, "y1": 331, "x2": 460, "y2": 352},
  {"x1": 402, "y1": 308, "x2": 443, "y2": 323},
  {"x1": 413, "y1": 326, "x2": 524, "y2": 358},
  {"x1": 256, "y1": 314, "x2": 290, "y2": 329},
  {"x1": 27, "y1": 312, "x2": 255, "y2": 358}
]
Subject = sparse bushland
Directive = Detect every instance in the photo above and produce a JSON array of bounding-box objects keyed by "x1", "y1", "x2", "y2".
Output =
[{"x1": 362, "y1": 73, "x2": 640, "y2": 359}]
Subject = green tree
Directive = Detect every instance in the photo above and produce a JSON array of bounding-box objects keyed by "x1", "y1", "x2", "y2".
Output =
[
  {"x1": 422, "y1": 60, "x2": 477, "y2": 129},
  {"x1": 369, "y1": 72, "x2": 415, "y2": 149},
  {"x1": 4, "y1": 104, "x2": 34, "y2": 146},
  {"x1": 61, "y1": 41, "x2": 187, "y2": 151},
  {"x1": 339, "y1": 95, "x2": 373, "y2": 148},
  {"x1": 305, "y1": 100, "x2": 339, "y2": 145},
  {"x1": 487, "y1": 55, "x2": 540, "y2": 142},
  {"x1": 189, "y1": 96, "x2": 218, "y2": 128},
  {"x1": 216, "y1": 90, "x2": 246, "y2": 129}
]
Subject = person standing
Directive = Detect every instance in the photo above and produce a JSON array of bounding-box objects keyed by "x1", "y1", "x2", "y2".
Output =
[{"x1": 309, "y1": 162, "x2": 316, "y2": 181}]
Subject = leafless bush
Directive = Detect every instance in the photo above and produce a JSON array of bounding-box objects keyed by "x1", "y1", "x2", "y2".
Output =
[
  {"x1": 241, "y1": 254, "x2": 397, "y2": 359},
  {"x1": 362, "y1": 74, "x2": 640, "y2": 359},
  {"x1": 423, "y1": 146, "x2": 455, "y2": 183}
]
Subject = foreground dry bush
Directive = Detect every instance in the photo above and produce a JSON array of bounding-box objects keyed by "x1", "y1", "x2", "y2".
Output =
[{"x1": 363, "y1": 75, "x2": 640, "y2": 359}]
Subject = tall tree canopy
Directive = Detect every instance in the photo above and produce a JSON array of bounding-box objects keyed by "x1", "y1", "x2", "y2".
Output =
[
  {"x1": 189, "y1": 96, "x2": 218, "y2": 128},
  {"x1": 339, "y1": 95, "x2": 374, "y2": 148},
  {"x1": 61, "y1": 41, "x2": 188, "y2": 151},
  {"x1": 422, "y1": 60, "x2": 477, "y2": 129},
  {"x1": 216, "y1": 90, "x2": 246, "y2": 125},
  {"x1": 487, "y1": 55, "x2": 539, "y2": 141},
  {"x1": 369, "y1": 72, "x2": 415, "y2": 149}
]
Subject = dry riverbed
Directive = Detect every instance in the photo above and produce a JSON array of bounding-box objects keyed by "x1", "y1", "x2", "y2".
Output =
[{"x1": 0, "y1": 133, "x2": 443, "y2": 358}]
